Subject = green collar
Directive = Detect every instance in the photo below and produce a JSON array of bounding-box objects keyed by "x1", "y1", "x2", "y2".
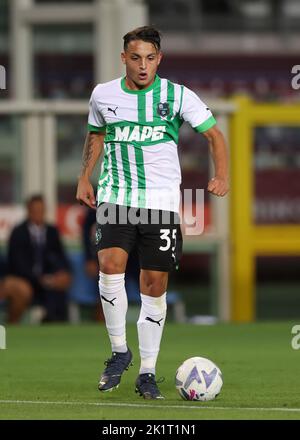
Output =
[{"x1": 121, "y1": 74, "x2": 160, "y2": 94}]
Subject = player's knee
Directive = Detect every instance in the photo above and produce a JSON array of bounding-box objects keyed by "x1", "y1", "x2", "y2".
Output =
[
  {"x1": 151, "y1": 281, "x2": 167, "y2": 296},
  {"x1": 99, "y1": 257, "x2": 124, "y2": 274},
  {"x1": 142, "y1": 273, "x2": 168, "y2": 296},
  {"x1": 98, "y1": 248, "x2": 127, "y2": 274}
]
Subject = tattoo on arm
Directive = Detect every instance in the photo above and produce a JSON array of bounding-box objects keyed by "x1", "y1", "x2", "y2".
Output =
[
  {"x1": 80, "y1": 133, "x2": 101, "y2": 177},
  {"x1": 81, "y1": 134, "x2": 93, "y2": 176}
]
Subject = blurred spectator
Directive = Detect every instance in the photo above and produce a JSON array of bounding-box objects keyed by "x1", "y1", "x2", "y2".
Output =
[
  {"x1": 82, "y1": 207, "x2": 104, "y2": 321},
  {"x1": 82, "y1": 207, "x2": 99, "y2": 280},
  {"x1": 125, "y1": 248, "x2": 141, "y2": 304},
  {"x1": 0, "y1": 194, "x2": 72, "y2": 323}
]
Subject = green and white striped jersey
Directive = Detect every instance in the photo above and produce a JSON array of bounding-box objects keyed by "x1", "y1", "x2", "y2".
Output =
[{"x1": 88, "y1": 75, "x2": 216, "y2": 213}]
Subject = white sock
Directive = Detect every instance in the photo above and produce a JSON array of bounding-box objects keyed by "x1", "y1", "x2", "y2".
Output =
[
  {"x1": 137, "y1": 292, "x2": 167, "y2": 375},
  {"x1": 99, "y1": 272, "x2": 128, "y2": 353}
]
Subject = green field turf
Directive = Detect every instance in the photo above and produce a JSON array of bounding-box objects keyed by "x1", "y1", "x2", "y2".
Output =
[{"x1": 0, "y1": 321, "x2": 300, "y2": 420}]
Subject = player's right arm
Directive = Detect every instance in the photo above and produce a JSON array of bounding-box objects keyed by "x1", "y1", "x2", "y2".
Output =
[
  {"x1": 76, "y1": 132, "x2": 105, "y2": 209},
  {"x1": 76, "y1": 85, "x2": 106, "y2": 209}
]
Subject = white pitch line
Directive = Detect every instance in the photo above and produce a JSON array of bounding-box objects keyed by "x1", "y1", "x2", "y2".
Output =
[{"x1": 0, "y1": 400, "x2": 300, "y2": 413}]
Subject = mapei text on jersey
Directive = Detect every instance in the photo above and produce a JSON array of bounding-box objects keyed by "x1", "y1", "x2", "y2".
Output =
[{"x1": 114, "y1": 125, "x2": 166, "y2": 142}]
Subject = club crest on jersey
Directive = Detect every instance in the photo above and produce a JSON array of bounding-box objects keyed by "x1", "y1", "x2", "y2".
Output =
[
  {"x1": 95, "y1": 227, "x2": 102, "y2": 245},
  {"x1": 157, "y1": 102, "x2": 170, "y2": 118}
]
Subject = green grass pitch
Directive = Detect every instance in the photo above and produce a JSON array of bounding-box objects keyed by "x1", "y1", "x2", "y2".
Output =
[{"x1": 0, "y1": 321, "x2": 299, "y2": 420}]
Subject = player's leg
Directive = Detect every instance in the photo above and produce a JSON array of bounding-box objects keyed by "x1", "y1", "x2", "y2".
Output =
[
  {"x1": 97, "y1": 247, "x2": 134, "y2": 392},
  {"x1": 98, "y1": 246, "x2": 129, "y2": 353},
  {"x1": 1, "y1": 276, "x2": 33, "y2": 323},
  {"x1": 135, "y1": 210, "x2": 182, "y2": 399},
  {"x1": 135, "y1": 269, "x2": 168, "y2": 399},
  {"x1": 96, "y1": 203, "x2": 136, "y2": 392},
  {"x1": 139, "y1": 269, "x2": 169, "y2": 373}
]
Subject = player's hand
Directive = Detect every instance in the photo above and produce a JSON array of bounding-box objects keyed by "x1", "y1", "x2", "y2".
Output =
[
  {"x1": 76, "y1": 177, "x2": 97, "y2": 209},
  {"x1": 207, "y1": 176, "x2": 229, "y2": 197}
]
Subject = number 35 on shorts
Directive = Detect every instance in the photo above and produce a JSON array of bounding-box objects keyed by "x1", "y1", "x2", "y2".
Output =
[
  {"x1": 159, "y1": 228, "x2": 177, "y2": 252},
  {"x1": 158, "y1": 226, "x2": 182, "y2": 270}
]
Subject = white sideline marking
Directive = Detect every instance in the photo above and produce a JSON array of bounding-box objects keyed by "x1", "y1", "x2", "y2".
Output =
[{"x1": 0, "y1": 400, "x2": 300, "y2": 413}]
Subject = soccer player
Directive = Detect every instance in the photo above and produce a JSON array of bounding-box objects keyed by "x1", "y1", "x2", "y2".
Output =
[{"x1": 76, "y1": 26, "x2": 229, "y2": 399}]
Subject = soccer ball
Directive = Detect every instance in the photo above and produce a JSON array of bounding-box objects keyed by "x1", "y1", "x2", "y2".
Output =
[{"x1": 175, "y1": 357, "x2": 223, "y2": 401}]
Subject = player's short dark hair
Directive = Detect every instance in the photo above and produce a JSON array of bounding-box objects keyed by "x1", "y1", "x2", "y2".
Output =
[
  {"x1": 26, "y1": 194, "x2": 44, "y2": 207},
  {"x1": 123, "y1": 26, "x2": 161, "y2": 52}
]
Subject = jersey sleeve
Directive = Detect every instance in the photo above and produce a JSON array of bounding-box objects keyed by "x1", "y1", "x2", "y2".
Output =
[
  {"x1": 87, "y1": 86, "x2": 106, "y2": 133},
  {"x1": 180, "y1": 86, "x2": 216, "y2": 133}
]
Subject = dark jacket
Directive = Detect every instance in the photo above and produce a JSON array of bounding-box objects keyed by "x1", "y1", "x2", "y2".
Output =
[
  {"x1": 7, "y1": 220, "x2": 70, "y2": 285},
  {"x1": 82, "y1": 208, "x2": 97, "y2": 261}
]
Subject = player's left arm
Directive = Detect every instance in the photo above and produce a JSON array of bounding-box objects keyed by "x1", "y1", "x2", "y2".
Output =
[{"x1": 202, "y1": 125, "x2": 229, "y2": 197}]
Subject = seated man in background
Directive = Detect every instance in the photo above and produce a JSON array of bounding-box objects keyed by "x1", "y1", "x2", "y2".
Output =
[{"x1": 0, "y1": 194, "x2": 72, "y2": 323}]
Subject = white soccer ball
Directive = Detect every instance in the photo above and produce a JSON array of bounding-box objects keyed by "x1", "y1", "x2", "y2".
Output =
[{"x1": 175, "y1": 356, "x2": 223, "y2": 401}]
